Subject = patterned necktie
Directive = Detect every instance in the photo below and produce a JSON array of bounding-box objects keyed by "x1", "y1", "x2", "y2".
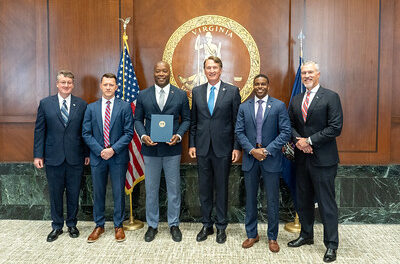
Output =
[
  {"x1": 104, "y1": 100, "x2": 111, "y2": 148},
  {"x1": 61, "y1": 99, "x2": 69, "y2": 126},
  {"x1": 302, "y1": 90, "x2": 311, "y2": 122},
  {"x1": 208, "y1": 86, "x2": 216, "y2": 115},
  {"x1": 159, "y1": 88, "x2": 166, "y2": 111},
  {"x1": 256, "y1": 99, "x2": 263, "y2": 144}
]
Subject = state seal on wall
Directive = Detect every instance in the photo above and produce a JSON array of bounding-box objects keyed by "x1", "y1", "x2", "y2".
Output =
[{"x1": 162, "y1": 15, "x2": 260, "y2": 106}]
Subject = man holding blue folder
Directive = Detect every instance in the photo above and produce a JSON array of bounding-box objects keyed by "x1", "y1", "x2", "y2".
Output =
[{"x1": 134, "y1": 61, "x2": 190, "y2": 242}]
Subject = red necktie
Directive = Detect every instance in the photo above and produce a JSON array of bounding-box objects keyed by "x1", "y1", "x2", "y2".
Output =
[
  {"x1": 104, "y1": 101, "x2": 111, "y2": 147},
  {"x1": 302, "y1": 90, "x2": 311, "y2": 122}
]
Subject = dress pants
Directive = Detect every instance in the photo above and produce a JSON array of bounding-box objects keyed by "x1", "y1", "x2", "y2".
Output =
[
  {"x1": 296, "y1": 157, "x2": 339, "y2": 249},
  {"x1": 90, "y1": 159, "x2": 127, "y2": 228},
  {"x1": 143, "y1": 155, "x2": 181, "y2": 228},
  {"x1": 244, "y1": 161, "x2": 280, "y2": 240},
  {"x1": 46, "y1": 161, "x2": 83, "y2": 230},
  {"x1": 197, "y1": 145, "x2": 231, "y2": 230}
]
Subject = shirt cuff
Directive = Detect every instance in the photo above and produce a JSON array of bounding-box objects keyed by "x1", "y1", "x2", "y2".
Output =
[
  {"x1": 176, "y1": 134, "x2": 182, "y2": 143},
  {"x1": 307, "y1": 137, "x2": 312, "y2": 145}
]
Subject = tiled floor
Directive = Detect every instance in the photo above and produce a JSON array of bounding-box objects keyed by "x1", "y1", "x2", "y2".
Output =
[{"x1": 0, "y1": 220, "x2": 398, "y2": 263}]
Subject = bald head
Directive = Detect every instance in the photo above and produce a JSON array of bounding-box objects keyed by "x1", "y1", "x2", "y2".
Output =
[{"x1": 154, "y1": 61, "x2": 171, "y2": 87}]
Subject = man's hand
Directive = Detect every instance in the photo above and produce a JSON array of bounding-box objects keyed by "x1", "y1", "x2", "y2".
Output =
[
  {"x1": 101, "y1": 148, "x2": 115, "y2": 160},
  {"x1": 188, "y1": 147, "x2": 197, "y2": 159},
  {"x1": 142, "y1": 135, "x2": 157, "y2": 146},
  {"x1": 84, "y1": 157, "x2": 90, "y2": 165},
  {"x1": 295, "y1": 137, "x2": 313, "y2": 154},
  {"x1": 250, "y1": 148, "x2": 267, "y2": 161},
  {"x1": 33, "y1": 158, "x2": 44, "y2": 169},
  {"x1": 232, "y1": 149, "x2": 241, "y2": 163},
  {"x1": 166, "y1": 134, "x2": 180, "y2": 146}
]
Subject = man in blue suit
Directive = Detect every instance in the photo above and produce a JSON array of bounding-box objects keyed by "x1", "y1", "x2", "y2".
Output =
[
  {"x1": 134, "y1": 61, "x2": 190, "y2": 242},
  {"x1": 82, "y1": 73, "x2": 134, "y2": 243},
  {"x1": 34, "y1": 70, "x2": 89, "y2": 242},
  {"x1": 235, "y1": 74, "x2": 291, "y2": 252}
]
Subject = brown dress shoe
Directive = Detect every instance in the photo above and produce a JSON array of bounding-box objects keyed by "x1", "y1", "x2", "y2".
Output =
[
  {"x1": 268, "y1": 240, "x2": 280, "y2": 253},
  {"x1": 87, "y1": 227, "x2": 105, "y2": 243},
  {"x1": 242, "y1": 234, "x2": 260, "y2": 248},
  {"x1": 115, "y1": 227, "x2": 126, "y2": 242}
]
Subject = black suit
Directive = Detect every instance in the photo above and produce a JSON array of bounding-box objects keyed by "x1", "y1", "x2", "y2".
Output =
[
  {"x1": 288, "y1": 86, "x2": 343, "y2": 249},
  {"x1": 34, "y1": 94, "x2": 88, "y2": 230},
  {"x1": 189, "y1": 81, "x2": 241, "y2": 229}
]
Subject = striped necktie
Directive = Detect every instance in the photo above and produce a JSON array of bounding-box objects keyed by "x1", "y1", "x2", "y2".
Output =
[
  {"x1": 61, "y1": 99, "x2": 69, "y2": 126},
  {"x1": 302, "y1": 90, "x2": 311, "y2": 122},
  {"x1": 104, "y1": 100, "x2": 111, "y2": 148}
]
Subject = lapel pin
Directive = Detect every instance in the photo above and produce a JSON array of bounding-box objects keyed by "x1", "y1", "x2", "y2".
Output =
[
  {"x1": 73, "y1": 104, "x2": 76, "y2": 106},
  {"x1": 268, "y1": 105, "x2": 271, "y2": 108},
  {"x1": 222, "y1": 88, "x2": 226, "y2": 91},
  {"x1": 171, "y1": 91, "x2": 174, "y2": 94}
]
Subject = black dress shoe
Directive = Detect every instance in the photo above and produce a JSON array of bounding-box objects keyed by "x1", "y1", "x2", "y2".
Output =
[
  {"x1": 68, "y1": 226, "x2": 80, "y2": 238},
  {"x1": 196, "y1": 226, "x2": 214, "y2": 242},
  {"x1": 144, "y1": 227, "x2": 158, "y2": 242},
  {"x1": 216, "y1": 229, "x2": 226, "y2": 244},
  {"x1": 287, "y1": 236, "x2": 314, "y2": 247},
  {"x1": 323, "y1": 248, "x2": 337, "y2": 263},
  {"x1": 170, "y1": 226, "x2": 182, "y2": 242},
  {"x1": 47, "y1": 229, "x2": 63, "y2": 242}
]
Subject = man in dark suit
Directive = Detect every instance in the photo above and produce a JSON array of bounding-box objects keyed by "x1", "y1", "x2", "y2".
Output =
[
  {"x1": 189, "y1": 56, "x2": 241, "y2": 244},
  {"x1": 287, "y1": 61, "x2": 343, "y2": 263},
  {"x1": 235, "y1": 74, "x2": 291, "y2": 252},
  {"x1": 33, "y1": 70, "x2": 89, "y2": 242},
  {"x1": 82, "y1": 73, "x2": 134, "y2": 243},
  {"x1": 134, "y1": 61, "x2": 190, "y2": 242}
]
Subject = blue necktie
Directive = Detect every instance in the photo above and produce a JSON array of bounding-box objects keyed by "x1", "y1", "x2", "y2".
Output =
[
  {"x1": 256, "y1": 99, "x2": 263, "y2": 144},
  {"x1": 208, "y1": 86, "x2": 215, "y2": 115},
  {"x1": 61, "y1": 99, "x2": 69, "y2": 126}
]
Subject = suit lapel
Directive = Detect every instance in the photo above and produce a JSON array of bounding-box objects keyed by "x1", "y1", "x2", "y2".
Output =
[
  {"x1": 110, "y1": 98, "x2": 121, "y2": 131},
  {"x1": 247, "y1": 98, "x2": 256, "y2": 126},
  {"x1": 66, "y1": 95, "x2": 79, "y2": 127},
  {"x1": 162, "y1": 85, "x2": 177, "y2": 112},
  {"x1": 213, "y1": 81, "x2": 227, "y2": 115},
  {"x1": 52, "y1": 95, "x2": 65, "y2": 126},
  {"x1": 263, "y1": 97, "x2": 273, "y2": 123},
  {"x1": 199, "y1": 84, "x2": 210, "y2": 116},
  {"x1": 148, "y1": 86, "x2": 162, "y2": 112},
  {"x1": 95, "y1": 99, "x2": 103, "y2": 136}
]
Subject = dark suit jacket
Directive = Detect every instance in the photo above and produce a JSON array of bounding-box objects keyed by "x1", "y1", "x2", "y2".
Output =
[
  {"x1": 189, "y1": 81, "x2": 241, "y2": 157},
  {"x1": 288, "y1": 86, "x2": 343, "y2": 167},
  {"x1": 235, "y1": 96, "x2": 291, "y2": 172},
  {"x1": 82, "y1": 97, "x2": 134, "y2": 166},
  {"x1": 33, "y1": 95, "x2": 88, "y2": 166},
  {"x1": 134, "y1": 84, "x2": 190, "y2": 157}
]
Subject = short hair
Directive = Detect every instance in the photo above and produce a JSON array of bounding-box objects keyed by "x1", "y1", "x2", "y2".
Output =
[
  {"x1": 253, "y1": 74, "x2": 270, "y2": 84},
  {"x1": 203, "y1": 56, "x2": 223, "y2": 69},
  {"x1": 56, "y1": 70, "x2": 74, "y2": 82},
  {"x1": 301, "y1": 60, "x2": 320, "y2": 72},
  {"x1": 101, "y1": 73, "x2": 117, "y2": 83}
]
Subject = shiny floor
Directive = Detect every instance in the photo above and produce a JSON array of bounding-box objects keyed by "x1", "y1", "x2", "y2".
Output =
[{"x1": 0, "y1": 220, "x2": 398, "y2": 263}]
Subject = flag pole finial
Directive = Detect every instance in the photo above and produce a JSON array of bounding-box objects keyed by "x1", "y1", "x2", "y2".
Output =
[
  {"x1": 297, "y1": 30, "x2": 305, "y2": 59},
  {"x1": 119, "y1": 17, "x2": 131, "y2": 41}
]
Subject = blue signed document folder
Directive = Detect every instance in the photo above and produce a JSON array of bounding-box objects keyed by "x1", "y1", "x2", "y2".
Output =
[{"x1": 150, "y1": 114, "x2": 173, "y2": 142}]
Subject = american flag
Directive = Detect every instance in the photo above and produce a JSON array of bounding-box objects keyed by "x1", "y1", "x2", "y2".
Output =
[{"x1": 116, "y1": 45, "x2": 145, "y2": 194}]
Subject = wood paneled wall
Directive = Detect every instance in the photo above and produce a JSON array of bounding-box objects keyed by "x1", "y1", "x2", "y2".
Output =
[{"x1": 0, "y1": 0, "x2": 399, "y2": 164}]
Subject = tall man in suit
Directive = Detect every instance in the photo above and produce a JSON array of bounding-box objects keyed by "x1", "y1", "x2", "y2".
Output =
[
  {"x1": 287, "y1": 61, "x2": 343, "y2": 263},
  {"x1": 33, "y1": 70, "x2": 89, "y2": 242},
  {"x1": 189, "y1": 56, "x2": 241, "y2": 244},
  {"x1": 135, "y1": 61, "x2": 190, "y2": 242},
  {"x1": 82, "y1": 73, "x2": 134, "y2": 243},
  {"x1": 235, "y1": 74, "x2": 291, "y2": 252}
]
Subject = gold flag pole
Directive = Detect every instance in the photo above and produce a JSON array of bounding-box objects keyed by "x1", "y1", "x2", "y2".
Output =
[
  {"x1": 119, "y1": 17, "x2": 144, "y2": 231},
  {"x1": 284, "y1": 30, "x2": 305, "y2": 234}
]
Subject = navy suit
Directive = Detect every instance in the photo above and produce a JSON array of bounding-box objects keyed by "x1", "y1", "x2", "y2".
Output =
[
  {"x1": 288, "y1": 86, "x2": 343, "y2": 249},
  {"x1": 235, "y1": 96, "x2": 291, "y2": 240},
  {"x1": 134, "y1": 84, "x2": 190, "y2": 228},
  {"x1": 82, "y1": 97, "x2": 134, "y2": 228},
  {"x1": 33, "y1": 94, "x2": 88, "y2": 230},
  {"x1": 189, "y1": 81, "x2": 241, "y2": 229}
]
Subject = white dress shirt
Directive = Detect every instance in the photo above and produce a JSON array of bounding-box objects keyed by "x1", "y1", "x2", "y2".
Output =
[
  {"x1": 254, "y1": 95, "x2": 269, "y2": 119},
  {"x1": 155, "y1": 83, "x2": 170, "y2": 107},
  {"x1": 301, "y1": 84, "x2": 320, "y2": 145},
  {"x1": 102, "y1": 96, "x2": 115, "y2": 127},
  {"x1": 207, "y1": 80, "x2": 221, "y2": 108},
  {"x1": 57, "y1": 93, "x2": 71, "y2": 114}
]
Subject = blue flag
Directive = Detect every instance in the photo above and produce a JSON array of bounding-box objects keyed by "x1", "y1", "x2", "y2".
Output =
[{"x1": 282, "y1": 56, "x2": 305, "y2": 208}]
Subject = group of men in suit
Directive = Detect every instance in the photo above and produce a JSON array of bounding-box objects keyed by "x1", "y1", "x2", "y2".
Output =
[{"x1": 33, "y1": 57, "x2": 342, "y2": 263}]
